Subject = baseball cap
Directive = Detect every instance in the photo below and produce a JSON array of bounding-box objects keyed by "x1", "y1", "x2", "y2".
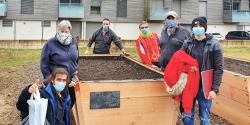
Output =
[{"x1": 166, "y1": 11, "x2": 178, "y2": 19}]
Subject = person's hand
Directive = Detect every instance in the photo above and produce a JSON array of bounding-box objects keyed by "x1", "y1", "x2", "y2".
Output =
[
  {"x1": 151, "y1": 65, "x2": 161, "y2": 70},
  {"x1": 69, "y1": 81, "x2": 76, "y2": 87},
  {"x1": 28, "y1": 79, "x2": 40, "y2": 94},
  {"x1": 74, "y1": 71, "x2": 78, "y2": 75},
  {"x1": 207, "y1": 91, "x2": 217, "y2": 100},
  {"x1": 123, "y1": 52, "x2": 131, "y2": 56},
  {"x1": 191, "y1": 66, "x2": 197, "y2": 72},
  {"x1": 84, "y1": 50, "x2": 89, "y2": 54}
]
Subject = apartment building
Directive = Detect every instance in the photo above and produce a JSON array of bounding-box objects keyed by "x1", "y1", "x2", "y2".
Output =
[{"x1": 0, "y1": 0, "x2": 249, "y2": 40}]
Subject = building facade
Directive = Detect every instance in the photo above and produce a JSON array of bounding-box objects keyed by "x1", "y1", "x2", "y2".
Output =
[{"x1": 0, "y1": 0, "x2": 249, "y2": 40}]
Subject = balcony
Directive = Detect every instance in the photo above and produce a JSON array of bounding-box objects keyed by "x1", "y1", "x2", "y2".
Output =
[
  {"x1": 0, "y1": 1, "x2": 7, "y2": 16},
  {"x1": 149, "y1": 7, "x2": 169, "y2": 20},
  {"x1": 224, "y1": 10, "x2": 250, "y2": 23},
  {"x1": 59, "y1": 3, "x2": 84, "y2": 18}
]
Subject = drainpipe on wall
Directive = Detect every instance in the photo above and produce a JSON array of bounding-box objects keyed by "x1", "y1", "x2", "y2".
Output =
[
  {"x1": 42, "y1": 11, "x2": 45, "y2": 40},
  {"x1": 14, "y1": 20, "x2": 16, "y2": 40}
]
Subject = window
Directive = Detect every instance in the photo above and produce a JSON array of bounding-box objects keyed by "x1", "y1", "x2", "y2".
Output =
[
  {"x1": 117, "y1": 0, "x2": 127, "y2": 17},
  {"x1": 199, "y1": 1, "x2": 207, "y2": 17},
  {"x1": 237, "y1": 25, "x2": 244, "y2": 31},
  {"x1": 2, "y1": 20, "x2": 13, "y2": 27},
  {"x1": 249, "y1": 3, "x2": 250, "y2": 10},
  {"x1": 243, "y1": 32, "x2": 249, "y2": 37},
  {"x1": 235, "y1": 31, "x2": 242, "y2": 37},
  {"x1": 21, "y1": 0, "x2": 34, "y2": 14},
  {"x1": 228, "y1": 32, "x2": 235, "y2": 36},
  {"x1": 233, "y1": 2, "x2": 240, "y2": 10},
  {"x1": 91, "y1": 0, "x2": 101, "y2": 14},
  {"x1": 60, "y1": 0, "x2": 80, "y2": 3},
  {"x1": 41, "y1": 21, "x2": 51, "y2": 27}
]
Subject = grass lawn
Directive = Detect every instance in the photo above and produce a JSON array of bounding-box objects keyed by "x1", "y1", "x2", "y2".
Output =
[
  {"x1": 0, "y1": 47, "x2": 249, "y2": 71},
  {"x1": 223, "y1": 47, "x2": 250, "y2": 60}
]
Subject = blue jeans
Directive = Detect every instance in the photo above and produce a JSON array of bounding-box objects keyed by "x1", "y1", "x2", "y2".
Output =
[{"x1": 181, "y1": 89, "x2": 212, "y2": 125}]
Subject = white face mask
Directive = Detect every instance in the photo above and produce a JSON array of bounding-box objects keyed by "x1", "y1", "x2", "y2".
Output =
[{"x1": 57, "y1": 33, "x2": 72, "y2": 45}]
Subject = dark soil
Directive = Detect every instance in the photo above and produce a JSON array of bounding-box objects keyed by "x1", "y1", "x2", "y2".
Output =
[
  {"x1": 224, "y1": 60, "x2": 250, "y2": 76},
  {"x1": 78, "y1": 59, "x2": 159, "y2": 81},
  {"x1": 2, "y1": 58, "x2": 249, "y2": 125}
]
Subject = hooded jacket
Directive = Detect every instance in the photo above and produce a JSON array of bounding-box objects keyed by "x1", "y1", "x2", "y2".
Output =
[
  {"x1": 181, "y1": 33, "x2": 224, "y2": 90},
  {"x1": 164, "y1": 50, "x2": 200, "y2": 113},
  {"x1": 16, "y1": 84, "x2": 71, "y2": 125}
]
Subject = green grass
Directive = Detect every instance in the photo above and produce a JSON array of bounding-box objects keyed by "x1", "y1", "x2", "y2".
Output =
[
  {"x1": 0, "y1": 47, "x2": 249, "y2": 70},
  {"x1": 223, "y1": 47, "x2": 250, "y2": 60}
]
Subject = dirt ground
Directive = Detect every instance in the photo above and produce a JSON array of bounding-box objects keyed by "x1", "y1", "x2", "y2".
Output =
[{"x1": 0, "y1": 58, "x2": 248, "y2": 125}]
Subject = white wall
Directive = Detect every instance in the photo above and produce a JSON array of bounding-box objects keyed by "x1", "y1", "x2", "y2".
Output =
[
  {"x1": 111, "y1": 23, "x2": 164, "y2": 39},
  {"x1": 207, "y1": 25, "x2": 236, "y2": 37},
  {"x1": 16, "y1": 21, "x2": 56, "y2": 40},
  {"x1": 0, "y1": 20, "x2": 15, "y2": 40},
  {"x1": 245, "y1": 26, "x2": 250, "y2": 31},
  {"x1": 43, "y1": 21, "x2": 57, "y2": 39}
]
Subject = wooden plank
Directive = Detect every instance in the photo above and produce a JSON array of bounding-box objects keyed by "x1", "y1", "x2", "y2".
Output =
[
  {"x1": 125, "y1": 56, "x2": 164, "y2": 75},
  {"x1": 82, "y1": 97, "x2": 175, "y2": 117},
  {"x1": 84, "y1": 112, "x2": 175, "y2": 125},
  {"x1": 81, "y1": 97, "x2": 177, "y2": 125},
  {"x1": 72, "y1": 105, "x2": 79, "y2": 125},
  {"x1": 219, "y1": 83, "x2": 250, "y2": 106},
  {"x1": 78, "y1": 82, "x2": 169, "y2": 100},
  {"x1": 248, "y1": 78, "x2": 250, "y2": 93},
  {"x1": 75, "y1": 83, "x2": 85, "y2": 125},
  {"x1": 211, "y1": 95, "x2": 250, "y2": 125},
  {"x1": 222, "y1": 71, "x2": 248, "y2": 91}
]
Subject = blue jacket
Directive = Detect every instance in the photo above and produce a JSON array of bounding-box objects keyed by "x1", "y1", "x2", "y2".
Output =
[
  {"x1": 16, "y1": 84, "x2": 71, "y2": 125},
  {"x1": 159, "y1": 25, "x2": 191, "y2": 70},
  {"x1": 40, "y1": 35, "x2": 79, "y2": 78},
  {"x1": 181, "y1": 33, "x2": 224, "y2": 90}
]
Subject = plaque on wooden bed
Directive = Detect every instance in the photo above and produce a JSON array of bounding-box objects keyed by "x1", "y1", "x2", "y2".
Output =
[{"x1": 90, "y1": 91, "x2": 120, "y2": 109}]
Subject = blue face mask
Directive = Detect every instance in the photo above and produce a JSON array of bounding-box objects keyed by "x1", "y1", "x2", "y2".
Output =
[
  {"x1": 192, "y1": 28, "x2": 205, "y2": 36},
  {"x1": 166, "y1": 20, "x2": 176, "y2": 27},
  {"x1": 141, "y1": 28, "x2": 149, "y2": 34},
  {"x1": 53, "y1": 81, "x2": 66, "y2": 92},
  {"x1": 103, "y1": 25, "x2": 109, "y2": 31}
]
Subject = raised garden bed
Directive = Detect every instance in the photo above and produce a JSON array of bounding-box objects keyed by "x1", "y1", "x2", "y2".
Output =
[
  {"x1": 210, "y1": 57, "x2": 250, "y2": 125},
  {"x1": 73, "y1": 55, "x2": 177, "y2": 125}
]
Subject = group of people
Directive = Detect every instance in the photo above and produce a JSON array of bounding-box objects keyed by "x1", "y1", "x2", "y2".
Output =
[
  {"x1": 16, "y1": 10, "x2": 223, "y2": 125},
  {"x1": 136, "y1": 11, "x2": 223, "y2": 125}
]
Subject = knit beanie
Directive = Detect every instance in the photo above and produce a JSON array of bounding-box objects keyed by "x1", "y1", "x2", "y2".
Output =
[{"x1": 191, "y1": 16, "x2": 207, "y2": 32}]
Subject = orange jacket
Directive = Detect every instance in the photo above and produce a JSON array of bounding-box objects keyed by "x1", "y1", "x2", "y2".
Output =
[{"x1": 136, "y1": 32, "x2": 160, "y2": 66}]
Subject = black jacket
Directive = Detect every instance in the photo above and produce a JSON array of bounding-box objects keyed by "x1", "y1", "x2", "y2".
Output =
[
  {"x1": 87, "y1": 27, "x2": 124, "y2": 54},
  {"x1": 181, "y1": 33, "x2": 224, "y2": 90},
  {"x1": 16, "y1": 84, "x2": 71, "y2": 125}
]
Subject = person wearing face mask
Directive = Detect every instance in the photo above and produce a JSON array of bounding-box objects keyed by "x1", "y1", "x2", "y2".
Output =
[
  {"x1": 136, "y1": 21, "x2": 160, "y2": 69},
  {"x1": 16, "y1": 68, "x2": 76, "y2": 125},
  {"x1": 40, "y1": 20, "x2": 78, "y2": 108},
  {"x1": 85, "y1": 18, "x2": 131, "y2": 56},
  {"x1": 180, "y1": 16, "x2": 224, "y2": 125},
  {"x1": 159, "y1": 11, "x2": 192, "y2": 71}
]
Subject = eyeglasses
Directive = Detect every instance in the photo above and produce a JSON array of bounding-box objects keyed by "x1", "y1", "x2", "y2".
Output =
[{"x1": 140, "y1": 27, "x2": 148, "y2": 29}]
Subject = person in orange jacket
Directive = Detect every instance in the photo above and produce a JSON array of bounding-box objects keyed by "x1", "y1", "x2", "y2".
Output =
[{"x1": 136, "y1": 21, "x2": 160, "y2": 69}]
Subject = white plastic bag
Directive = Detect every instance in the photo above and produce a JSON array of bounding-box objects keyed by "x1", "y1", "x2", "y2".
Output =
[{"x1": 27, "y1": 88, "x2": 48, "y2": 125}]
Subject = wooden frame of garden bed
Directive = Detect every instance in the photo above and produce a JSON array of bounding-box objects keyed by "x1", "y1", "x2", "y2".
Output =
[
  {"x1": 72, "y1": 54, "x2": 178, "y2": 125},
  {"x1": 211, "y1": 56, "x2": 250, "y2": 125}
]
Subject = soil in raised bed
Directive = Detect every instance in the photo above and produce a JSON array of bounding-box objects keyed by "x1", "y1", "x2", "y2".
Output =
[
  {"x1": 78, "y1": 59, "x2": 160, "y2": 81},
  {"x1": 224, "y1": 59, "x2": 250, "y2": 76}
]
